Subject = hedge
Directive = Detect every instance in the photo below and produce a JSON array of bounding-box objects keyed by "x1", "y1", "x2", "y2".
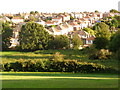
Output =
[{"x1": 1, "y1": 59, "x2": 117, "y2": 73}]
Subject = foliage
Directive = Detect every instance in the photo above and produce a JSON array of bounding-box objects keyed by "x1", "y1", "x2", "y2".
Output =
[
  {"x1": 93, "y1": 22, "x2": 111, "y2": 40},
  {"x1": 95, "y1": 10, "x2": 99, "y2": 13},
  {"x1": 2, "y1": 58, "x2": 115, "y2": 73},
  {"x1": 111, "y1": 19, "x2": 118, "y2": 28},
  {"x1": 49, "y1": 35, "x2": 70, "y2": 49},
  {"x1": 50, "y1": 52, "x2": 64, "y2": 61},
  {"x1": 35, "y1": 11, "x2": 39, "y2": 14},
  {"x1": 109, "y1": 30, "x2": 120, "y2": 52},
  {"x1": 110, "y1": 9, "x2": 119, "y2": 13},
  {"x1": 70, "y1": 16, "x2": 74, "y2": 20},
  {"x1": 30, "y1": 11, "x2": 35, "y2": 15},
  {"x1": 114, "y1": 15, "x2": 120, "y2": 28},
  {"x1": 83, "y1": 28, "x2": 95, "y2": 35},
  {"x1": 89, "y1": 49, "x2": 112, "y2": 60},
  {"x1": 72, "y1": 34, "x2": 83, "y2": 49},
  {"x1": 19, "y1": 22, "x2": 53, "y2": 51},
  {"x1": 1, "y1": 22, "x2": 13, "y2": 50},
  {"x1": 93, "y1": 37, "x2": 109, "y2": 49}
]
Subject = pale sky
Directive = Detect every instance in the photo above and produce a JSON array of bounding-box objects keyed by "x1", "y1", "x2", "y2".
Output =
[{"x1": 0, "y1": 0, "x2": 120, "y2": 14}]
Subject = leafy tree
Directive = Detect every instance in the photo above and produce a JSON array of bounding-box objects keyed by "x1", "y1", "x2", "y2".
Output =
[
  {"x1": 1, "y1": 22, "x2": 13, "y2": 50},
  {"x1": 35, "y1": 11, "x2": 39, "y2": 14},
  {"x1": 70, "y1": 16, "x2": 74, "y2": 20},
  {"x1": 93, "y1": 37, "x2": 109, "y2": 49},
  {"x1": 72, "y1": 34, "x2": 83, "y2": 49},
  {"x1": 111, "y1": 19, "x2": 118, "y2": 28},
  {"x1": 95, "y1": 10, "x2": 99, "y2": 13},
  {"x1": 49, "y1": 35, "x2": 70, "y2": 49},
  {"x1": 93, "y1": 22, "x2": 111, "y2": 40},
  {"x1": 19, "y1": 22, "x2": 53, "y2": 51},
  {"x1": 109, "y1": 31, "x2": 120, "y2": 52},
  {"x1": 110, "y1": 9, "x2": 118, "y2": 13},
  {"x1": 30, "y1": 11, "x2": 35, "y2": 15},
  {"x1": 114, "y1": 16, "x2": 120, "y2": 28},
  {"x1": 83, "y1": 28, "x2": 95, "y2": 35}
]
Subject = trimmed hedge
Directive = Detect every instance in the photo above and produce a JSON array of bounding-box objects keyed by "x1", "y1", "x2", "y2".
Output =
[{"x1": 2, "y1": 59, "x2": 116, "y2": 73}]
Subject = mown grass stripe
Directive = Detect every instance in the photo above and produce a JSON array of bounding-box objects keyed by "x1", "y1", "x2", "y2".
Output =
[{"x1": 1, "y1": 75, "x2": 119, "y2": 80}]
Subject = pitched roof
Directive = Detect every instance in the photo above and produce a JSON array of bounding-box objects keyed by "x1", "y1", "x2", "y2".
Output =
[
  {"x1": 12, "y1": 17, "x2": 23, "y2": 19},
  {"x1": 86, "y1": 36, "x2": 95, "y2": 40}
]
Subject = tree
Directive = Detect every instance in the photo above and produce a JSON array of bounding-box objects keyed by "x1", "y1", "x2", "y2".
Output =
[
  {"x1": 30, "y1": 11, "x2": 35, "y2": 15},
  {"x1": 35, "y1": 11, "x2": 39, "y2": 14},
  {"x1": 1, "y1": 22, "x2": 13, "y2": 50},
  {"x1": 72, "y1": 34, "x2": 83, "y2": 49},
  {"x1": 93, "y1": 22, "x2": 111, "y2": 40},
  {"x1": 109, "y1": 31, "x2": 120, "y2": 52},
  {"x1": 111, "y1": 19, "x2": 118, "y2": 28},
  {"x1": 83, "y1": 28, "x2": 95, "y2": 35},
  {"x1": 49, "y1": 35, "x2": 70, "y2": 49},
  {"x1": 19, "y1": 22, "x2": 53, "y2": 51},
  {"x1": 95, "y1": 10, "x2": 99, "y2": 13},
  {"x1": 114, "y1": 16, "x2": 120, "y2": 28},
  {"x1": 110, "y1": 9, "x2": 118, "y2": 13},
  {"x1": 70, "y1": 16, "x2": 74, "y2": 20},
  {"x1": 93, "y1": 37, "x2": 109, "y2": 49}
]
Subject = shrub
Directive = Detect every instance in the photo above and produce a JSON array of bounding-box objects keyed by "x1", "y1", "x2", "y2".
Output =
[
  {"x1": 2, "y1": 59, "x2": 117, "y2": 73},
  {"x1": 89, "y1": 49, "x2": 112, "y2": 60},
  {"x1": 50, "y1": 52, "x2": 64, "y2": 61}
]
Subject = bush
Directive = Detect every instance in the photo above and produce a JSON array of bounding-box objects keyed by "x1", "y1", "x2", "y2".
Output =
[
  {"x1": 2, "y1": 59, "x2": 116, "y2": 73},
  {"x1": 89, "y1": 49, "x2": 112, "y2": 60},
  {"x1": 50, "y1": 52, "x2": 64, "y2": 61}
]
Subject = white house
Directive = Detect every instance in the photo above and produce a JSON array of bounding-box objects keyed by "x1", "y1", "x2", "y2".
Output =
[
  {"x1": 52, "y1": 17, "x2": 62, "y2": 24},
  {"x1": 11, "y1": 17, "x2": 24, "y2": 23}
]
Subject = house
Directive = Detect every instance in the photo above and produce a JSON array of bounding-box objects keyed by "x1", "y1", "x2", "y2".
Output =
[
  {"x1": 68, "y1": 21, "x2": 81, "y2": 31},
  {"x1": 36, "y1": 19, "x2": 45, "y2": 26},
  {"x1": 45, "y1": 20, "x2": 56, "y2": 26},
  {"x1": 11, "y1": 17, "x2": 24, "y2": 23},
  {"x1": 47, "y1": 24, "x2": 72, "y2": 35},
  {"x1": 10, "y1": 24, "x2": 22, "y2": 48},
  {"x1": 72, "y1": 12, "x2": 83, "y2": 18},
  {"x1": 60, "y1": 14, "x2": 70, "y2": 22},
  {"x1": 0, "y1": 16, "x2": 10, "y2": 22},
  {"x1": 86, "y1": 36, "x2": 95, "y2": 44},
  {"x1": 52, "y1": 17, "x2": 62, "y2": 24}
]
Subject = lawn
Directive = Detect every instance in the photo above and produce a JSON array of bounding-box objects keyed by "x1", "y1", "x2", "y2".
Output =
[
  {"x1": 0, "y1": 50, "x2": 119, "y2": 88},
  {"x1": 1, "y1": 72, "x2": 119, "y2": 88}
]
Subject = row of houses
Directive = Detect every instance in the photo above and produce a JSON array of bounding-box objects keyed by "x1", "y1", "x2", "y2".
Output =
[{"x1": 1, "y1": 12, "x2": 119, "y2": 49}]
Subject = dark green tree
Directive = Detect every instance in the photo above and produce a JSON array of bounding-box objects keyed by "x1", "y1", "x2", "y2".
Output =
[
  {"x1": 49, "y1": 35, "x2": 70, "y2": 49},
  {"x1": 95, "y1": 10, "x2": 99, "y2": 13},
  {"x1": 110, "y1": 9, "x2": 118, "y2": 13},
  {"x1": 111, "y1": 19, "x2": 118, "y2": 28},
  {"x1": 93, "y1": 37, "x2": 109, "y2": 49},
  {"x1": 19, "y1": 22, "x2": 53, "y2": 51},
  {"x1": 1, "y1": 22, "x2": 13, "y2": 50},
  {"x1": 35, "y1": 11, "x2": 39, "y2": 14},
  {"x1": 30, "y1": 11, "x2": 35, "y2": 15},
  {"x1": 72, "y1": 34, "x2": 83, "y2": 49},
  {"x1": 109, "y1": 31, "x2": 120, "y2": 52},
  {"x1": 93, "y1": 22, "x2": 111, "y2": 40}
]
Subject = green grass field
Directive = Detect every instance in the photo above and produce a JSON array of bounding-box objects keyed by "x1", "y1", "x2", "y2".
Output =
[
  {"x1": 1, "y1": 72, "x2": 119, "y2": 88},
  {"x1": 0, "y1": 50, "x2": 119, "y2": 88}
]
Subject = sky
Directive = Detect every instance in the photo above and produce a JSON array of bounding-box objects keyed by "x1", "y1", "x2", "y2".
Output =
[{"x1": 0, "y1": 0, "x2": 120, "y2": 14}]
